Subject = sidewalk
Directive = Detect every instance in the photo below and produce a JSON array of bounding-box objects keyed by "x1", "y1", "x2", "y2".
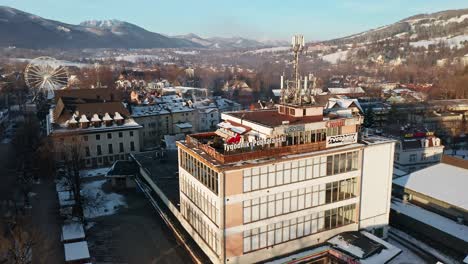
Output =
[{"x1": 30, "y1": 177, "x2": 65, "y2": 263}]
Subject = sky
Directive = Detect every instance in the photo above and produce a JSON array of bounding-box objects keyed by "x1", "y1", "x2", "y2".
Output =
[{"x1": 1, "y1": 0, "x2": 468, "y2": 41}]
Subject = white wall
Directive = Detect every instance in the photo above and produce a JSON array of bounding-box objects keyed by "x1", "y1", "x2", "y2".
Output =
[{"x1": 359, "y1": 142, "x2": 395, "y2": 235}]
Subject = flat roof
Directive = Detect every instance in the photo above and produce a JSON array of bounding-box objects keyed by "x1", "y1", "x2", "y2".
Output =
[
  {"x1": 61, "y1": 222, "x2": 85, "y2": 242},
  {"x1": 179, "y1": 139, "x2": 365, "y2": 170},
  {"x1": 225, "y1": 109, "x2": 324, "y2": 128},
  {"x1": 132, "y1": 150, "x2": 180, "y2": 206},
  {"x1": 391, "y1": 199, "x2": 468, "y2": 243},
  {"x1": 393, "y1": 163, "x2": 468, "y2": 210},
  {"x1": 64, "y1": 241, "x2": 90, "y2": 262}
]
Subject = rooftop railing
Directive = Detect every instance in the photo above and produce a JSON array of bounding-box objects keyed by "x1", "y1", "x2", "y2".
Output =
[{"x1": 186, "y1": 133, "x2": 327, "y2": 164}]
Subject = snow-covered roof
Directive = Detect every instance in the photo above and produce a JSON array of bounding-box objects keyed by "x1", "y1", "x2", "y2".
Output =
[
  {"x1": 272, "y1": 89, "x2": 281, "y2": 97},
  {"x1": 327, "y1": 231, "x2": 401, "y2": 263},
  {"x1": 393, "y1": 163, "x2": 468, "y2": 210},
  {"x1": 61, "y1": 222, "x2": 85, "y2": 242},
  {"x1": 90, "y1": 114, "x2": 101, "y2": 122},
  {"x1": 64, "y1": 241, "x2": 90, "y2": 262},
  {"x1": 79, "y1": 114, "x2": 89, "y2": 123},
  {"x1": 102, "y1": 112, "x2": 112, "y2": 121},
  {"x1": 114, "y1": 112, "x2": 123, "y2": 120},
  {"x1": 391, "y1": 199, "x2": 468, "y2": 242},
  {"x1": 175, "y1": 122, "x2": 193, "y2": 129},
  {"x1": 326, "y1": 98, "x2": 363, "y2": 113},
  {"x1": 131, "y1": 105, "x2": 170, "y2": 117},
  {"x1": 328, "y1": 87, "x2": 365, "y2": 94}
]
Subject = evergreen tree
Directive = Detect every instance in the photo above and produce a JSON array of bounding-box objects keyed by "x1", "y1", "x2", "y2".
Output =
[{"x1": 363, "y1": 107, "x2": 375, "y2": 128}]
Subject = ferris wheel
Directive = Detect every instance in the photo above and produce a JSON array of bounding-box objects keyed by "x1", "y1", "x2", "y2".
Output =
[{"x1": 24, "y1": 56, "x2": 69, "y2": 98}]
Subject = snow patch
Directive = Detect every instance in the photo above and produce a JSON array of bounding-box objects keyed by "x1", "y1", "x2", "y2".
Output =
[
  {"x1": 173, "y1": 50, "x2": 199, "y2": 55},
  {"x1": 57, "y1": 26, "x2": 71, "y2": 33},
  {"x1": 321, "y1": 50, "x2": 349, "y2": 64},
  {"x1": 82, "y1": 179, "x2": 127, "y2": 219},
  {"x1": 79, "y1": 167, "x2": 111, "y2": 178},
  {"x1": 246, "y1": 46, "x2": 290, "y2": 54}
]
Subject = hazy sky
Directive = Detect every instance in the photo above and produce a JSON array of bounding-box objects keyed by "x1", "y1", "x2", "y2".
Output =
[{"x1": 2, "y1": 0, "x2": 468, "y2": 40}]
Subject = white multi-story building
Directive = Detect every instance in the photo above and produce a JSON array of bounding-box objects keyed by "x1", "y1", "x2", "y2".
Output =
[
  {"x1": 394, "y1": 131, "x2": 444, "y2": 172},
  {"x1": 176, "y1": 97, "x2": 395, "y2": 264}
]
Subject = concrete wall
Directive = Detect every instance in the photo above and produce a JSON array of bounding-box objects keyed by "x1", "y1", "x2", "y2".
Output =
[{"x1": 359, "y1": 142, "x2": 395, "y2": 236}]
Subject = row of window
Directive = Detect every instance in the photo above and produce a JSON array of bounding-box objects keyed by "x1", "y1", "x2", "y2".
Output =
[
  {"x1": 180, "y1": 175, "x2": 219, "y2": 225},
  {"x1": 405, "y1": 153, "x2": 440, "y2": 162},
  {"x1": 243, "y1": 178, "x2": 357, "y2": 223},
  {"x1": 85, "y1": 142, "x2": 135, "y2": 157},
  {"x1": 180, "y1": 150, "x2": 219, "y2": 194},
  {"x1": 180, "y1": 199, "x2": 219, "y2": 254},
  {"x1": 243, "y1": 151, "x2": 359, "y2": 192},
  {"x1": 83, "y1": 130, "x2": 134, "y2": 141},
  {"x1": 243, "y1": 204, "x2": 356, "y2": 253},
  {"x1": 84, "y1": 154, "x2": 127, "y2": 167},
  {"x1": 285, "y1": 128, "x2": 327, "y2": 146}
]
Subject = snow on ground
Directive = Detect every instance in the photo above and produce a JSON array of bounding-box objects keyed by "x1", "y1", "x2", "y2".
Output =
[
  {"x1": 173, "y1": 50, "x2": 199, "y2": 55},
  {"x1": 79, "y1": 167, "x2": 111, "y2": 178},
  {"x1": 8, "y1": 58, "x2": 89, "y2": 68},
  {"x1": 246, "y1": 46, "x2": 290, "y2": 54},
  {"x1": 113, "y1": 55, "x2": 162, "y2": 62},
  {"x1": 82, "y1": 179, "x2": 127, "y2": 219},
  {"x1": 410, "y1": 35, "x2": 468, "y2": 49},
  {"x1": 391, "y1": 199, "x2": 468, "y2": 242},
  {"x1": 321, "y1": 50, "x2": 349, "y2": 64}
]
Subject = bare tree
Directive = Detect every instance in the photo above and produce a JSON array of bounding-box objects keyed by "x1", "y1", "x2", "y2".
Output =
[
  {"x1": 0, "y1": 215, "x2": 51, "y2": 264},
  {"x1": 56, "y1": 139, "x2": 84, "y2": 221}
]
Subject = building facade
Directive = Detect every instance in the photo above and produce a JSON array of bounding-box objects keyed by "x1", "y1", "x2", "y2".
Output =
[
  {"x1": 394, "y1": 131, "x2": 444, "y2": 172},
  {"x1": 131, "y1": 95, "x2": 240, "y2": 149},
  {"x1": 176, "y1": 98, "x2": 395, "y2": 264},
  {"x1": 47, "y1": 97, "x2": 142, "y2": 168}
]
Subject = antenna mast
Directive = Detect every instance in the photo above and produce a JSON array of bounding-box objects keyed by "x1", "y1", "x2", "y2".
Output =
[{"x1": 292, "y1": 35, "x2": 304, "y2": 105}]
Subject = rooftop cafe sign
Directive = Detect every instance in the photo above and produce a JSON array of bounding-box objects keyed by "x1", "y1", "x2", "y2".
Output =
[
  {"x1": 224, "y1": 136, "x2": 286, "y2": 152},
  {"x1": 326, "y1": 133, "x2": 358, "y2": 148},
  {"x1": 404, "y1": 131, "x2": 434, "y2": 138}
]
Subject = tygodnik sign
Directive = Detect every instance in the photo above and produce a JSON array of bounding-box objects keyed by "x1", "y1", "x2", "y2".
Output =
[
  {"x1": 326, "y1": 133, "x2": 358, "y2": 148},
  {"x1": 224, "y1": 136, "x2": 286, "y2": 152}
]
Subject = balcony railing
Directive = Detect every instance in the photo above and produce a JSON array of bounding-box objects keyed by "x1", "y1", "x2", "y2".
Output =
[{"x1": 186, "y1": 133, "x2": 327, "y2": 164}]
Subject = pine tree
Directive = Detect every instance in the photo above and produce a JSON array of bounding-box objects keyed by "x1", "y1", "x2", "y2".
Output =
[{"x1": 363, "y1": 107, "x2": 375, "y2": 128}]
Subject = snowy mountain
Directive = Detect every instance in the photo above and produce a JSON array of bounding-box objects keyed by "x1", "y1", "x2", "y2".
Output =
[
  {"x1": 0, "y1": 6, "x2": 201, "y2": 49},
  {"x1": 174, "y1": 33, "x2": 288, "y2": 49},
  {"x1": 314, "y1": 8, "x2": 468, "y2": 65},
  {"x1": 328, "y1": 8, "x2": 468, "y2": 46}
]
